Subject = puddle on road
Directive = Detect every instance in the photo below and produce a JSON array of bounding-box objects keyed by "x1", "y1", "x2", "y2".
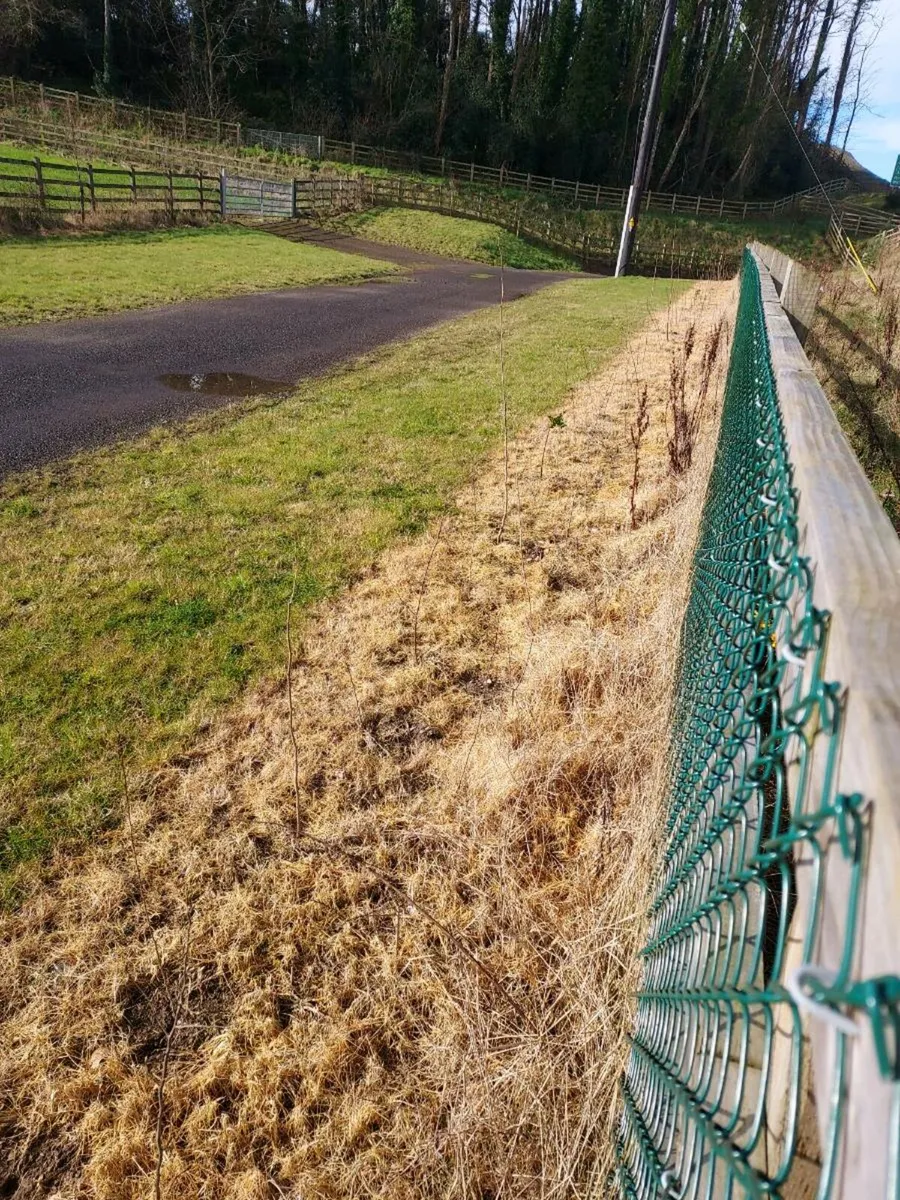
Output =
[{"x1": 158, "y1": 372, "x2": 290, "y2": 398}]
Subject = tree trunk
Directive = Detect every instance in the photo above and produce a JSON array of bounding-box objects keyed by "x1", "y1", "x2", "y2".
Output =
[
  {"x1": 656, "y1": 3, "x2": 727, "y2": 191},
  {"x1": 797, "y1": 0, "x2": 835, "y2": 134},
  {"x1": 434, "y1": 0, "x2": 459, "y2": 150},
  {"x1": 103, "y1": 0, "x2": 112, "y2": 88},
  {"x1": 826, "y1": 0, "x2": 867, "y2": 147},
  {"x1": 841, "y1": 35, "x2": 871, "y2": 154}
]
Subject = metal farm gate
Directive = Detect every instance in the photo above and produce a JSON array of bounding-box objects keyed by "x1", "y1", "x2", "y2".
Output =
[{"x1": 221, "y1": 173, "x2": 294, "y2": 217}]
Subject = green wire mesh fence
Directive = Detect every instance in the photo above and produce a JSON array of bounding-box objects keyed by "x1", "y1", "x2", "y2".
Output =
[{"x1": 615, "y1": 249, "x2": 900, "y2": 1198}]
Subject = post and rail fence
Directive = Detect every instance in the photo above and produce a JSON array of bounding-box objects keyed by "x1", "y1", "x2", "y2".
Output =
[
  {"x1": 0, "y1": 151, "x2": 741, "y2": 280},
  {"x1": 0, "y1": 152, "x2": 218, "y2": 217},
  {"x1": 616, "y1": 245, "x2": 900, "y2": 1198},
  {"x1": 3, "y1": 75, "x2": 899, "y2": 236}
]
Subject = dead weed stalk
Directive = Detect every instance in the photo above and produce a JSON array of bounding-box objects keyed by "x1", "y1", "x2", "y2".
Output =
[
  {"x1": 667, "y1": 321, "x2": 703, "y2": 475},
  {"x1": 629, "y1": 386, "x2": 650, "y2": 530}
]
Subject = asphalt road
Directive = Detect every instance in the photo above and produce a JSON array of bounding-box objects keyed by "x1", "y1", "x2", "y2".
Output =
[{"x1": 0, "y1": 233, "x2": 572, "y2": 478}]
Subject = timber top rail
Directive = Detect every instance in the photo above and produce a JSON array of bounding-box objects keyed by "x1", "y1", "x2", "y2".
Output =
[{"x1": 754, "y1": 247, "x2": 900, "y2": 1197}]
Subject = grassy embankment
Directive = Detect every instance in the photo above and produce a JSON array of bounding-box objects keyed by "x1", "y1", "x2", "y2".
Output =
[
  {"x1": 809, "y1": 235, "x2": 900, "y2": 531},
  {"x1": 590, "y1": 209, "x2": 830, "y2": 267},
  {"x1": 329, "y1": 205, "x2": 579, "y2": 269},
  {"x1": 0, "y1": 273, "x2": 688, "y2": 897}
]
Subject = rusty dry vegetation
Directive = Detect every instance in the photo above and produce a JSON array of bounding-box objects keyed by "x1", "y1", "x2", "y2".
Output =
[
  {"x1": 0, "y1": 282, "x2": 732, "y2": 1200},
  {"x1": 808, "y1": 235, "x2": 900, "y2": 532}
]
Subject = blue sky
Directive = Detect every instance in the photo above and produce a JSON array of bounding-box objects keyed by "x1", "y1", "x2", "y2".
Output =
[{"x1": 831, "y1": 0, "x2": 900, "y2": 181}]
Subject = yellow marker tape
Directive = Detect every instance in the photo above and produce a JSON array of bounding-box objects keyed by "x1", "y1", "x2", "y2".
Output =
[{"x1": 846, "y1": 234, "x2": 879, "y2": 294}]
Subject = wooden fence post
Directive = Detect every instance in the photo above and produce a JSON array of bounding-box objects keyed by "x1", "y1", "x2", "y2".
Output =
[
  {"x1": 235, "y1": 123, "x2": 241, "y2": 148},
  {"x1": 216, "y1": 119, "x2": 222, "y2": 142},
  {"x1": 181, "y1": 111, "x2": 187, "y2": 140},
  {"x1": 39, "y1": 83, "x2": 45, "y2": 107},
  {"x1": 470, "y1": 162, "x2": 474, "y2": 183},
  {"x1": 130, "y1": 165, "x2": 137, "y2": 203},
  {"x1": 87, "y1": 163, "x2": 96, "y2": 211},
  {"x1": 574, "y1": 179, "x2": 580, "y2": 204},
  {"x1": 9, "y1": 77, "x2": 15, "y2": 107},
  {"x1": 33, "y1": 157, "x2": 45, "y2": 208}
]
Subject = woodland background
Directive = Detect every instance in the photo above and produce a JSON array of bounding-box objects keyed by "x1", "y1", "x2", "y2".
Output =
[{"x1": 0, "y1": 0, "x2": 884, "y2": 195}]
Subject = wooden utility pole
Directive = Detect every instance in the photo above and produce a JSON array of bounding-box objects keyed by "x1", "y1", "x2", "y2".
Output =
[{"x1": 615, "y1": 0, "x2": 677, "y2": 278}]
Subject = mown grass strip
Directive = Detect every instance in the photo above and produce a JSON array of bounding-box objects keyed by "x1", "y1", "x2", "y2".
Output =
[
  {"x1": 332, "y1": 206, "x2": 580, "y2": 270},
  {"x1": 0, "y1": 221, "x2": 396, "y2": 324},
  {"x1": 0, "y1": 274, "x2": 688, "y2": 891}
]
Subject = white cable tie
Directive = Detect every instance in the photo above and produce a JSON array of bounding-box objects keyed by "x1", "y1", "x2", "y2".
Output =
[
  {"x1": 659, "y1": 1168, "x2": 680, "y2": 1196},
  {"x1": 786, "y1": 964, "x2": 859, "y2": 1036}
]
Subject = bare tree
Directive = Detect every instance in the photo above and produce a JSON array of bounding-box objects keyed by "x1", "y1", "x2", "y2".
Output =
[
  {"x1": 797, "y1": 0, "x2": 837, "y2": 134},
  {"x1": 840, "y1": 16, "x2": 880, "y2": 153},
  {"x1": 825, "y1": 0, "x2": 873, "y2": 147}
]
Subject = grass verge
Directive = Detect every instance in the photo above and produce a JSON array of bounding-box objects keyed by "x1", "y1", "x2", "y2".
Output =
[
  {"x1": 0, "y1": 274, "x2": 687, "y2": 895},
  {"x1": 808, "y1": 235, "x2": 900, "y2": 530},
  {"x1": 0, "y1": 280, "x2": 732, "y2": 1198},
  {"x1": 582, "y1": 207, "x2": 831, "y2": 268},
  {"x1": 0, "y1": 220, "x2": 395, "y2": 325},
  {"x1": 329, "y1": 205, "x2": 580, "y2": 269}
]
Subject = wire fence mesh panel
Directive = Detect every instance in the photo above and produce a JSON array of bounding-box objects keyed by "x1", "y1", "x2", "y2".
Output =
[
  {"x1": 615, "y1": 248, "x2": 900, "y2": 1198},
  {"x1": 245, "y1": 128, "x2": 322, "y2": 158}
]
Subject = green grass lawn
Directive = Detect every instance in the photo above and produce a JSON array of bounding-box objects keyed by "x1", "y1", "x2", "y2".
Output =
[
  {"x1": 332, "y1": 206, "x2": 579, "y2": 269},
  {"x1": 580, "y1": 208, "x2": 831, "y2": 268},
  {"x1": 0, "y1": 223, "x2": 396, "y2": 324},
  {"x1": 0, "y1": 273, "x2": 688, "y2": 895}
]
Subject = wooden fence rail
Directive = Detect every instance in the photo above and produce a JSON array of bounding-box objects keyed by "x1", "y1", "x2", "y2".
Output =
[
  {"x1": 296, "y1": 173, "x2": 741, "y2": 279},
  {"x1": 0, "y1": 113, "x2": 299, "y2": 182},
  {"x1": 751, "y1": 244, "x2": 900, "y2": 1200},
  {"x1": 0, "y1": 152, "x2": 218, "y2": 216},
  {"x1": 0, "y1": 76, "x2": 241, "y2": 148},
  {"x1": 4, "y1": 73, "x2": 896, "y2": 233}
]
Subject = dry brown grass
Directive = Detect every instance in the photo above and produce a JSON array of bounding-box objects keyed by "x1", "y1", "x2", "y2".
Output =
[
  {"x1": 0, "y1": 203, "x2": 217, "y2": 236},
  {"x1": 808, "y1": 235, "x2": 900, "y2": 530},
  {"x1": 0, "y1": 281, "x2": 733, "y2": 1200}
]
